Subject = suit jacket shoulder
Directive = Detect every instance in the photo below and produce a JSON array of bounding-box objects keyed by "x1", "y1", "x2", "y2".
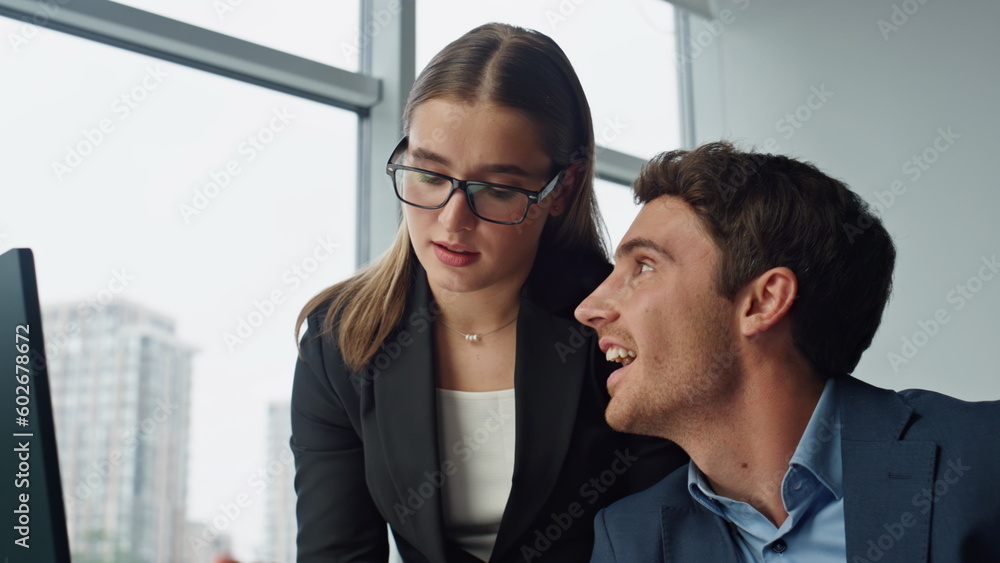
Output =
[
  {"x1": 591, "y1": 376, "x2": 1000, "y2": 563},
  {"x1": 838, "y1": 376, "x2": 1000, "y2": 562},
  {"x1": 591, "y1": 464, "x2": 739, "y2": 562}
]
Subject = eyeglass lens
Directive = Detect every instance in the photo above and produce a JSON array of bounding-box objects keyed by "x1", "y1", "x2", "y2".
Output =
[{"x1": 394, "y1": 169, "x2": 529, "y2": 223}]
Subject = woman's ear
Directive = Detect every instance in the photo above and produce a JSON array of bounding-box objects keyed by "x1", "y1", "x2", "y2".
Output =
[{"x1": 549, "y1": 160, "x2": 585, "y2": 217}]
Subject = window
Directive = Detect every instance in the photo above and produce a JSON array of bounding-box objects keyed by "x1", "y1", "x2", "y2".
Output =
[
  {"x1": 595, "y1": 178, "x2": 644, "y2": 250},
  {"x1": 416, "y1": 0, "x2": 681, "y2": 160},
  {"x1": 110, "y1": 0, "x2": 362, "y2": 70},
  {"x1": 1, "y1": 1, "x2": 684, "y2": 559},
  {"x1": 3, "y1": 17, "x2": 355, "y2": 560}
]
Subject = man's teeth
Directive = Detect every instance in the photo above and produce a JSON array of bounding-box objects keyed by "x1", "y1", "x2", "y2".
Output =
[{"x1": 606, "y1": 346, "x2": 636, "y2": 366}]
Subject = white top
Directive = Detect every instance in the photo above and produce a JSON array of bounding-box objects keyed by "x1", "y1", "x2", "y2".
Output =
[{"x1": 436, "y1": 387, "x2": 517, "y2": 562}]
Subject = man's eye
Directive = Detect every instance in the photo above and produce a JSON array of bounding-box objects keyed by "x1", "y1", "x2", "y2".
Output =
[{"x1": 639, "y1": 262, "x2": 653, "y2": 273}]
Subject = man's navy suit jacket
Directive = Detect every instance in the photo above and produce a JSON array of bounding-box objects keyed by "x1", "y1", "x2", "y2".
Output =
[{"x1": 591, "y1": 375, "x2": 1000, "y2": 562}]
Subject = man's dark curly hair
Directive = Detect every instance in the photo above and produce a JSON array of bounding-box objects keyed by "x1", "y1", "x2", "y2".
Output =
[{"x1": 634, "y1": 141, "x2": 895, "y2": 377}]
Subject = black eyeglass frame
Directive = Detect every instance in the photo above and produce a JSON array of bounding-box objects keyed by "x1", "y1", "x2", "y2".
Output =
[{"x1": 384, "y1": 137, "x2": 565, "y2": 226}]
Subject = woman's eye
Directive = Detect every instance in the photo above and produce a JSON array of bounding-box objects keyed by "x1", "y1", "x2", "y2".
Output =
[
  {"x1": 417, "y1": 174, "x2": 446, "y2": 185},
  {"x1": 482, "y1": 186, "x2": 519, "y2": 200}
]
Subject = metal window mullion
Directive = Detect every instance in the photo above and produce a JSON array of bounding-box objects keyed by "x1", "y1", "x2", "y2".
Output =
[
  {"x1": 675, "y1": 8, "x2": 697, "y2": 149},
  {"x1": 0, "y1": 0, "x2": 379, "y2": 111},
  {"x1": 595, "y1": 147, "x2": 646, "y2": 186},
  {"x1": 356, "y1": 0, "x2": 414, "y2": 267}
]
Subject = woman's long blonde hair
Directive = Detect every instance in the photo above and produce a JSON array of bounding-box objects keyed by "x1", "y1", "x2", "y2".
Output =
[{"x1": 296, "y1": 23, "x2": 607, "y2": 371}]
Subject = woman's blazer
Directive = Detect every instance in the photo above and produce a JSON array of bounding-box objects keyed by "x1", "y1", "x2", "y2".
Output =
[{"x1": 291, "y1": 252, "x2": 687, "y2": 562}]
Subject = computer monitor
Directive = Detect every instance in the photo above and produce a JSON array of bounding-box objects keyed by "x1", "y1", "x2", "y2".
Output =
[{"x1": 0, "y1": 248, "x2": 72, "y2": 562}]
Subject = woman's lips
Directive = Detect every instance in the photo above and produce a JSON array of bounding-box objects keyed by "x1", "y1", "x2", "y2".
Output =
[{"x1": 432, "y1": 242, "x2": 481, "y2": 267}]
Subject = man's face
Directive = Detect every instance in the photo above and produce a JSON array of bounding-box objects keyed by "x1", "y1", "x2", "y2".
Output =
[{"x1": 574, "y1": 195, "x2": 741, "y2": 438}]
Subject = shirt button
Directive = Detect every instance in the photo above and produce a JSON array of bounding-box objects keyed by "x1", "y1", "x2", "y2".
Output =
[{"x1": 772, "y1": 540, "x2": 787, "y2": 553}]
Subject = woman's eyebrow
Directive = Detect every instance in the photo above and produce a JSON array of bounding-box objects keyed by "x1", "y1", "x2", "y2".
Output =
[
  {"x1": 410, "y1": 147, "x2": 450, "y2": 166},
  {"x1": 410, "y1": 146, "x2": 532, "y2": 177}
]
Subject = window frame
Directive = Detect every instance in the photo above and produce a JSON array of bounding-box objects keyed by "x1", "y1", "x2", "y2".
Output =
[{"x1": 1, "y1": 0, "x2": 691, "y2": 265}]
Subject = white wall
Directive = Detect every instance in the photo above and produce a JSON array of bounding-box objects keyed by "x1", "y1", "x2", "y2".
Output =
[{"x1": 687, "y1": 0, "x2": 999, "y2": 400}]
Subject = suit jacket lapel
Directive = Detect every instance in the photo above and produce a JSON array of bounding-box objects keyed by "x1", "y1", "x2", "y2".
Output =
[
  {"x1": 373, "y1": 269, "x2": 448, "y2": 561},
  {"x1": 491, "y1": 296, "x2": 588, "y2": 559},
  {"x1": 659, "y1": 503, "x2": 739, "y2": 562},
  {"x1": 839, "y1": 376, "x2": 936, "y2": 563}
]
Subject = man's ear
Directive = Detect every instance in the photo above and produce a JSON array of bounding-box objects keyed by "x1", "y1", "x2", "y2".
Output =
[
  {"x1": 548, "y1": 160, "x2": 585, "y2": 217},
  {"x1": 737, "y1": 267, "x2": 798, "y2": 338}
]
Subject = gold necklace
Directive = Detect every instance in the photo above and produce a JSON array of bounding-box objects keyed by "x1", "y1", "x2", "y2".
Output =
[{"x1": 438, "y1": 316, "x2": 517, "y2": 342}]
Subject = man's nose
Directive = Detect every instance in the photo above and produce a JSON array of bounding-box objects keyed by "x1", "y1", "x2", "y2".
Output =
[{"x1": 575, "y1": 280, "x2": 619, "y2": 330}]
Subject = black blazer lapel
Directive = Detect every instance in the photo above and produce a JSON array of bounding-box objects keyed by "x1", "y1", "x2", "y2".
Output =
[
  {"x1": 839, "y1": 376, "x2": 937, "y2": 563},
  {"x1": 491, "y1": 296, "x2": 589, "y2": 559},
  {"x1": 372, "y1": 271, "x2": 449, "y2": 561}
]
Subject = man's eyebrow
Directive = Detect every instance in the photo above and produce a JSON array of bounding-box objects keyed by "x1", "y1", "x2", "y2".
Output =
[
  {"x1": 615, "y1": 237, "x2": 671, "y2": 262},
  {"x1": 409, "y1": 147, "x2": 532, "y2": 177}
]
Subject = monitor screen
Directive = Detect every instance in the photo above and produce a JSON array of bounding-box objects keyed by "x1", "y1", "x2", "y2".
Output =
[{"x1": 0, "y1": 248, "x2": 71, "y2": 562}]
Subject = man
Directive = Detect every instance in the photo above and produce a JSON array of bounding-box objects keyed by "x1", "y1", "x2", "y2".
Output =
[{"x1": 576, "y1": 142, "x2": 999, "y2": 562}]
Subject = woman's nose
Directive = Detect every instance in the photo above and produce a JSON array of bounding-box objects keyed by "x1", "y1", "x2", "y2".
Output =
[{"x1": 437, "y1": 187, "x2": 476, "y2": 231}]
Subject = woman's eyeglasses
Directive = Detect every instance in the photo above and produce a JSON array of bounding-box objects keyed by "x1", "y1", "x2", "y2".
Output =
[{"x1": 385, "y1": 138, "x2": 563, "y2": 225}]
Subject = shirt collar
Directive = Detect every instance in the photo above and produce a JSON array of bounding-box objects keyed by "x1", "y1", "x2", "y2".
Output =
[
  {"x1": 788, "y1": 377, "x2": 843, "y2": 500},
  {"x1": 686, "y1": 377, "x2": 844, "y2": 515},
  {"x1": 687, "y1": 461, "x2": 727, "y2": 518}
]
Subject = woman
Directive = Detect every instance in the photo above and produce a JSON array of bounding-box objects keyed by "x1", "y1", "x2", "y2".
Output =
[{"x1": 291, "y1": 23, "x2": 685, "y2": 562}]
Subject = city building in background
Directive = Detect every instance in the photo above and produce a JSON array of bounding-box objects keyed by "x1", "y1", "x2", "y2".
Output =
[
  {"x1": 262, "y1": 400, "x2": 295, "y2": 563},
  {"x1": 44, "y1": 300, "x2": 195, "y2": 563},
  {"x1": 184, "y1": 522, "x2": 232, "y2": 563}
]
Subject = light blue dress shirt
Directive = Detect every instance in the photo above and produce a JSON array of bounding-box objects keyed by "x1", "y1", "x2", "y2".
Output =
[{"x1": 687, "y1": 378, "x2": 846, "y2": 562}]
